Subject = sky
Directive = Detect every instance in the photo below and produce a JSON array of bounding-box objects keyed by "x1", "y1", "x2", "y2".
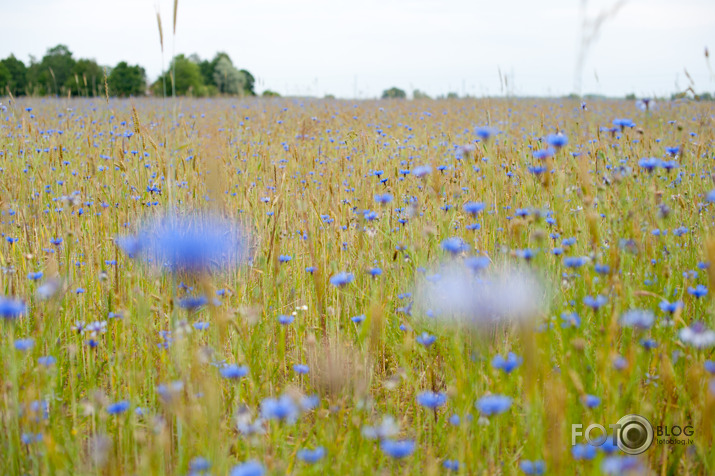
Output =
[{"x1": 1, "y1": 0, "x2": 714, "y2": 98}]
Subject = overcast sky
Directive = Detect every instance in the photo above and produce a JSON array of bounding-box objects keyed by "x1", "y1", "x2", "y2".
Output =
[{"x1": 1, "y1": 0, "x2": 714, "y2": 98}]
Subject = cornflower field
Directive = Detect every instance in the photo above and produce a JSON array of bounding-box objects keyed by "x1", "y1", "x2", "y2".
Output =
[{"x1": 0, "y1": 96, "x2": 714, "y2": 475}]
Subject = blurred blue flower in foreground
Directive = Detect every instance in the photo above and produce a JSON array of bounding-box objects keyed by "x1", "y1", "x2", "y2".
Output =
[
  {"x1": 416, "y1": 391, "x2": 447, "y2": 409},
  {"x1": 0, "y1": 296, "x2": 26, "y2": 320},
  {"x1": 116, "y1": 213, "x2": 249, "y2": 274},
  {"x1": 380, "y1": 439, "x2": 415, "y2": 459},
  {"x1": 475, "y1": 395, "x2": 511, "y2": 416},
  {"x1": 230, "y1": 460, "x2": 265, "y2": 476},
  {"x1": 329, "y1": 272, "x2": 354, "y2": 287},
  {"x1": 297, "y1": 447, "x2": 325, "y2": 463},
  {"x1": 678, "y1": 322, "x2": 715, "y2": 348},
  {"x1": 519, "y1": 460, "x2": 546, "y2": 475}
]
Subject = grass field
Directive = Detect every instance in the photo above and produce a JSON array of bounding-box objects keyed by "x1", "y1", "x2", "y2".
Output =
[{"x1": 1, "y1": 96, "x2": 713, "y2": 475}]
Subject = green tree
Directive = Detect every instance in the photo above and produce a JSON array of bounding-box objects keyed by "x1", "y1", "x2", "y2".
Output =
[
  {"x1": 213, "y1": 56, "x2": 245, "y2": 95},
  {"x1": 412, "y1": 89, "x2": 430, "y2": 99},
  {"x1": 0, "y1": 55, "x2": 28, "y2": 95},
  {"x1": 239, "y1": 69, "x2": 256, "y2": 96},
  {"x1": 153, "y1": 54, "x2": 205, "y2": 96},
  {"x1": 28, "y1": 44, "x2": 76, "y2": 95},
  {"x1": 66, "y1": 58, "x2": 104, "y2": 96},
  {"x1": 381, "y1": 87, "x2": 406, "y2": 99},
  {"x1": 108, "y1": 62, "x2": 146, "y2": 97}
]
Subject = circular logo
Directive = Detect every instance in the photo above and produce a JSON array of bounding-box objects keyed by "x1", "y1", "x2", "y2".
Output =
[{"x1": 616, "y1": 414, "x2": 654, "y2": 455}]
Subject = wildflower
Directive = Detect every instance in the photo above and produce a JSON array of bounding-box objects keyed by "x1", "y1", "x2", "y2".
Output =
[
  {"x1": 441, "y1": 237, "x2": 468, "y2": 254},
  {"x1": 380, "y1": 439, "x2": 415, "y2": 459},
  {"x1": 465, "y1": 256, "x2": 490, "y2": 272},
  {"x1": 278, "y1": 255, "x2": 292, "y2": 263},
  {"x1": 638, "y1": 157, "x2": 661, "y2": 172},
  {"x1": 116, "y1": 213, "x2": 248, "y2": 274},
  {"x1": 0, "y1": 296, "x2": 26, "y2": 320},
  {"x1": 546, "y1": 133, "x2": 568, "y2": 149},
  {"x1": 230, "y1": 461, "x2": 265, "y2": 476},
  {"x1": 678, "y1": 322, "x2": 715, "y2": 348},
  {"x1": 38, "y1": 356, "x2": 56, "y2": 366},
  {"x1": 620, "y1": 310, "x2": 654, "y2": 330},
  {"x1": 613, "y1": 118, "x2": 635, "y2": 129},
  {"x1": 583, "y1": 295, "x2": 608, "y2": 310},
  {"x1": 416, "y1": 332, "x2": 436, "y2": 347},
  {"x1": 533, "y1": 147, "x2": 555, "y2": 160},
  {"x1": 329, "y1": 272, "x2": 354, "y2": 287},
  {"x1": 368, "y1": 267, "x2": 382, "y2": 277},
  {"x1": 220, "y1": 364, "x2": 249, "y2": 379},
  {"x1": 178, "y1": 296, "x2": 208, "y2": 310},
  {"x1": 443, "y1": 460, "x2": 460, "y2": 471},
  {"x1": 15, "y1": 338, "x2": 34, "y2": 351},
  {"x1": 412, "y1": 165, "x2": 432, "y2": 178},
  {"x1": 278, "y1": 314, "x2": 294, "y2": 325},
  {"x1": 659, "y1": 300, "x2": 682, "y2": 314},
  {"x1": 463, "y1": 202, "x2": 485, "y2": 215},
  {"x1": 601, "y1": 456, "x2": 644, "y2": 474},
  {"x1": 571, "y1": 444, "x2": 597, "y2": 460},
  {"x1": 297, "y1": 447, "x2": 325, "y2": 463},
  {"x1": 564, "y1": 257, "x2": 587, "y2": 268},
  {"x1": 475, "y1": 395, "x2": 511, "y2": 416},
  {"x1": 351, "y1": 314, "x2": 366, "y2": 324},
  {"x1": 704, "y1": 360, "x2": 715, "y2": 374},
  {"x1": 492, "y1": 352, "x2": 522, "y2": 373},
  {"x1": 375, "y1": 193, "x2": 393, "y2": 204},
  {"x1": 189, "y1": 457, "x2": 211, "y2": 474},
  {"x1": 595, "y1": 264, "x2": 610, "y2": 274},
  {"x1": 293, "y1": 364, "x2": 310, "y2": 374},
  {"x1": 416, "y1": 391, "x2": 447, "y2": 409},
  {"x1": 27, "y1": 271, "x2": 43, "y2": 280},
  {"x1": 261, "y1": 395, "x2": 299, "y2": 423},
  {"x1": 107, "y1": 400, "x2": 130, "y2": 414},
  {"x1": 474, "y1": 127, "x2": 497, "y2": 140},
  {"x1": 582, "y1": 394, "x2": 601, "y2": 408},
  {"x1": 519, "y1": 460, "x2": 546, "y2": 475},
  {"x1": 193, "y1": 322, "x2": 209, "y2": 330},
  {"x1": 688, "y1": 284, "x2": 707, "y2": 298},
  {"x1": 36, "y1": 278, "x2": 62, "y2": 300},
  {"x1": 560, "y1": 312, "x2": 581, "y2": 328}
]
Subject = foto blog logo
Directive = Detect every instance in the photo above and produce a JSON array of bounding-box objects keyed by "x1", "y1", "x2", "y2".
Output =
[{"x1": 572, "y1": 414, "x2": 654, "y2": 455}]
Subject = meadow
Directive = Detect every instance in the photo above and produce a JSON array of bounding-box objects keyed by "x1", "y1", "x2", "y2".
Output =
[{"x1": 0, "y1": 96, "x2": 713, "y2": 475}]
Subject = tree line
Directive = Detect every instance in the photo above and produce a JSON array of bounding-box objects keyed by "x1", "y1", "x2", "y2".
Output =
[{"x1": 0, "y1": 44, "x2": 257, "y2": 98}]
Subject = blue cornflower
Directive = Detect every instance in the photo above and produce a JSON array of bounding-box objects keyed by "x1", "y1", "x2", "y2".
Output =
[
  {"x1": 491, "y1": 352, "x2": 522, "y2": 373},
  {"x1": 688, "y1": 284, "x2": 707, "y2": 298},
  {"x1": 380, "y1": 439, "x2": 415, "y2": 459},
  {"x1": 465, "y1": 256, "x2": 490, "y2": 272},
  {"x1": 220, "y1": 364, "x2": 248, "y2": 379},
  {"x1": 261, "y1": 395, "x2": 299, "y2": 423},
  {"x1": 707, "y1": 190, "x2": 715, "y2": 203},
  {"x1": 659, "y1": 300, "x2": 682, "y2": 314},
  {"x1": 305, "y1": 266, "x2": 317, "y2": 273},
  {"x1": 474, "y1": 126, "x2": 497, "y2": 140},
  {"x1": 463, "y1": 202, "x2": 485, "y2": 215},
  {"x1": 620, "y1": 310, "x2": 654, "y2": 330},
  {"x1": 27, "y1": 271, "x2": 43, "y2": 280},
  {"x1": 416, "y1": 391, "x2": 447, "y2": 409},
  {"x1": 595, "y1": 264, "x2": 610, "y2": 274},
  {"x1": 582, "y1": 394, "x2": 601, "y2": 408},
  {"x1": 178, "y1": 296, "x2": 208, "y2": 310},
  {"x1": 107, "y1": 400, "x2": 130, "y2": 414},
  {"x1": 441, "y1": 237, "x2": 468, "y2": 254},
  {"x1": 704, "y1": 360, "x2": 715, "y2": 374},
  {"x1": 601, "y1": 456, "x2": 643, "y2": 474},
  {"x1": 193, "y1": 322, "x2": 209, "y2": 330},
  {"x1": 278, "y1": 314, "x2": 294, "y2": 325},
  {"x1": 351, "y1": 314, "x2": 366, "y2": 324},
  {"x1": 564, "y1": 256, "x2": 587, "y2": 268},
  {"x1": 412, "y1": 165, "x2": 432, "y2": 178},
  {"x1": 613, "y1": 118, "x2": 635, "y2": 129},
  {"x1": 15, "y1": 338, "x2": 34, "y2": 351},
  {"x1": 375, "y1": 193, "x2": 393, "y2": 204},
  {"x1": 230, "y1": 461, "x2": 265, "y2": 476},
  {"x1": 665, "y1": 146, "x2": 680, "y2": 156},
  {"x1": 571, "y1": 444, "x2": 597, "y2": 460},
  {"x1": 0, "y1": 296, "x2": 26, "y2": 320},
  {"x1": 278, "y1": 255, "x2": 292, "y2": 263},
  {"x1": 329, "y1": 272, "x2": 354, "y2": 287},
  {"x1": 189, "y1": 457, "x2": 211, "y2": 474},
  {"x1": 50, "y1": 237, "x2": 63, "y2": 246},
  {"x1": 533, "y1": 147, "x2": 555, "y2": 160},
  {"x1": 416, "y1": 332, "x2": 436, "y2": 347},
  {"x1": 638, "y1": 157, "x2": 661, "y2": 172},
  {"x1": 560, "y1": 312, "x2": 581, "y2": 328},
  {"x1": 368, "y1": 267, "x2": 382, "y2": 277},
  {"x1": 38, "y1": 356, "x2": 56, "y2": 366},
  {"x1": 293, "y1": 364, "x2": 310, "y2": 374},
  {"x1": 546, "y1": 133, "x2": 568, "y2": 149},
  {"x1": 528, "y1": 165, "x2": 547, "y2": 175},
  {"x1": 519, "y1": 460, "x2": 546, "y2": 475},
  {"x1": 116, "y1": 213, "x2": 248, "y2": 274},
  {"x1": 297, "y1": 447, "x2": 325, "y2": 463},
  {"x1": 475, "y1": 395, "x2": 511, "y2": 416},
  {"x1": 443, "y1": 460, "x2": 460, "y2": 471},
  {"x1": 640, "y1": 338, "x2": 658, "y2": 350},
  {"x1": 583, "y1": 295, "x2": 608, "y2": 310}
]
